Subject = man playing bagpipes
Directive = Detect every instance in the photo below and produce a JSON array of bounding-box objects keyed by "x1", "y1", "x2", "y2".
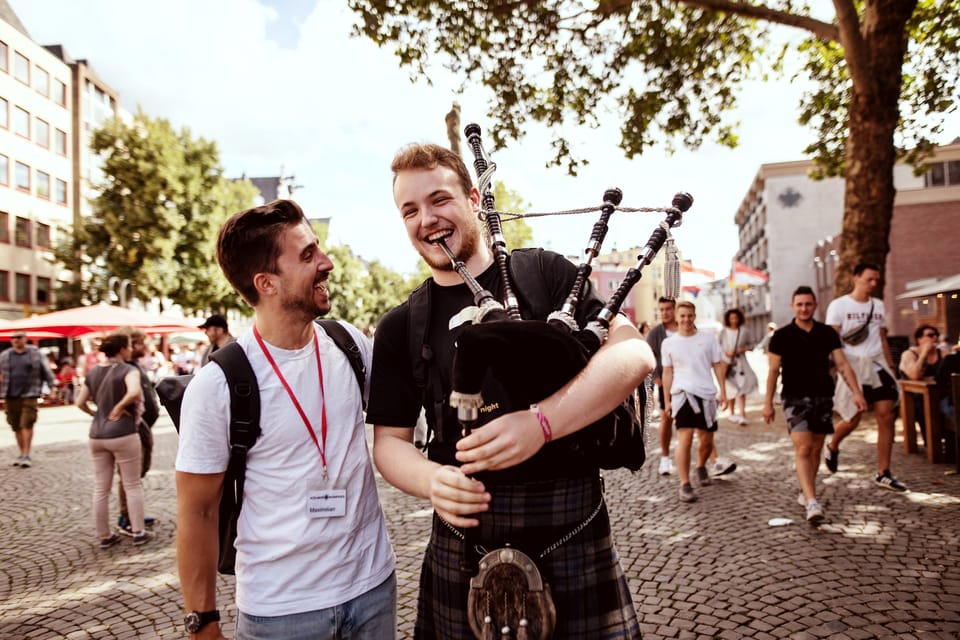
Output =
[{"x1": 366, "y1": 142, "x2": 652, "y2": 639}]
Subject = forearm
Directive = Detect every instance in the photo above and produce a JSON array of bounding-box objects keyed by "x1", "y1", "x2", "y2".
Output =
[
  {"x1": 764, "y1": 367, "x2": 779, "y2": 405},
  {"x1": 536, "y1": 321, "x2": 651, "y2": 440},
  {"x1": 373, "y1": 427, "x2": 441, "y2": 500}
]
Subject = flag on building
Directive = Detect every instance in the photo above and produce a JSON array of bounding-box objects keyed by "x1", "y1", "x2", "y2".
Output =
[
  {"x1": 681, "y1": 261, "x2": 717, "y2": 296},
  {"x1": 729, "y1": 261, "x2": 769, "y2": 288}
]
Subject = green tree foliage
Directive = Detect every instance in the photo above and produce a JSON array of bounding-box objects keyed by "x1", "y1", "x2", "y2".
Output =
[
  {"x1": 321, "y1": 238, "x2": 411, "y2": 330},
  {"x1": 54, "y1": 109, "x2": 257, "y2": 313},
  {"x1": 349, "y1": 0, "x2": 960, "y2": 293}
]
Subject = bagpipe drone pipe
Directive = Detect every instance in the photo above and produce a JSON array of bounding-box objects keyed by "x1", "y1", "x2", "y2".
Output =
[{"x1": 446, "y1": 123, "x2": 693, "y2": 472}]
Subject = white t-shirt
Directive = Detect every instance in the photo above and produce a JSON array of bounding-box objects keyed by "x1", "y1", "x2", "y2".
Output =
[
  {"x1": 825, "y1": 294, "x2": 886, "y2": 359},
  {"x1": 661, "y1": 330, "x2": 723, "y2": 399},
  {"x1": 175, "y1": 323, "x2": 394, "y2": 617}
]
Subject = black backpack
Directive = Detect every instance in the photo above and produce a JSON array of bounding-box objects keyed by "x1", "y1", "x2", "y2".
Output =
[{"x1": 157, "y1": 319, "x2": 366, "y2": 574}]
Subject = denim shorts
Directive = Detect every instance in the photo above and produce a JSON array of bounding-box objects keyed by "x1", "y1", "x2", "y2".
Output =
[{"x1": 236, "y1": 571, "x2": 397, "y2": 640}]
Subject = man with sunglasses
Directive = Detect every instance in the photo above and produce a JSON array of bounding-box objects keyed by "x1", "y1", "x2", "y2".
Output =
[
  {"x1": 899, "y1": 324, "x2": 944, "y2": 450},
  {"x1": 1, "y1": 332, "x2": 57, "y2": 467}
]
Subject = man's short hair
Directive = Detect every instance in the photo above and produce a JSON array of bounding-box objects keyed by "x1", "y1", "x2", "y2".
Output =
[
  {"x1": 792, "y1": 285, "x2": 816, "y2": 301},
  {"x1": 914, "y1": 324, "x2": 939, "y2": 342},
  {"x1": 658, "y1": 297, "x2": 676, "y2": 306},
  {"x1": 676, "y1": 301, "x2": 696, "y2": 312},
  {"x1": 99, "y1": 334, "x2": 129, "y2": 357},
  {"x1": 391, "y1": 143, "x2": 474, "y2": 198},
  {"x1": 853, "y1": 262, "x2": 881, "y2": 276},
  {"x1": 217, "y1": 199, "x2": 307, "y2": 306}
]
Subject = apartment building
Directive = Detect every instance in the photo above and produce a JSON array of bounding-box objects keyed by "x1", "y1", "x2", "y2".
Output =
[
  {"x1": 0, "y1": 1, "x2": 118, "y2": 319},
  {"x1": 734, "y1": 139, "x2": 960, "y2": 338}
]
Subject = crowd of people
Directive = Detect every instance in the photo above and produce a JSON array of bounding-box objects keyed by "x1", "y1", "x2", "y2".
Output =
[{"x1": 3, "y1": 140, "x2": 959, "y2": 639}]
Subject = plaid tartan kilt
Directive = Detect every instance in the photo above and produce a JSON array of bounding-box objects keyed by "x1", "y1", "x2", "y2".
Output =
[{"x1": 414, "y1": 474, "x2": 641, "y2": 639}]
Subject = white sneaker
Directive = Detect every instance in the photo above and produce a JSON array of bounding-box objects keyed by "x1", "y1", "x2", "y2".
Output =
[
  {"x1": 737, "y1": 415, "x2": 748, "y2": 426},
  {"x1": 713, "y1": 457, "x2": 737, "y2": 475},
  {"x1": 658, "y1": 456, "x2": 672, "y2": 476},
  {"x1": 797, "y1": 492, "x2": 807, "y2": 507},
  {"x1": 805, "y1": 500, "x2": 825, "y2": 523}
]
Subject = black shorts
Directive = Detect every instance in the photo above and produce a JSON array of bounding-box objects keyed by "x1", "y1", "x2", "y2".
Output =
[
  {"x1": 675, "y1": 397, "x2": 718, "y2": 432},
  {"x1": 863, "y1": 369, "x2": 899, "y2": 405},
  {"x1": 658, "y1": 384, "x2": 665, "y2": 410},
  {"x1": 783, "y1": 397, "x2": 834, "y2": 435}
]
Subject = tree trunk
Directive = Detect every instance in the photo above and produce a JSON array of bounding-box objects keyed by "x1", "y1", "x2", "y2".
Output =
[{"x1": 834, "y1": 2, "x2": 915, "y2": 296}]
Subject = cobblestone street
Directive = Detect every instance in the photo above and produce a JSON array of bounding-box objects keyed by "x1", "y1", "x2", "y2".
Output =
[{"x1": 1, "y1": 398, "x2": 958, "y2": 639}]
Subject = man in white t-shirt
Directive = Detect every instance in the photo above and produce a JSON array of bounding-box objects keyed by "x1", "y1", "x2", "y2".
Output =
[
  {"x1": 661, "y1": 301, "x2": 728, "y2": 503},
  {"x1": 824, "y1": 262, "x2": 906, "y2": 492},
  {"x1": 175, "y1": 200, "x2": 396, "y2": 639}
]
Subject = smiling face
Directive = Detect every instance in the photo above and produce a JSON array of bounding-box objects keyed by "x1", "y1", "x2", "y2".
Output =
[
  {"x1": 393, "y1": 165, "x2": 485, "y2": 273},
  {"x1": 266, "y1": 221, "x2": 334, "y2": 321},
  {"x1": 676, "y1": 304, "x2": 697, "y2": 334},
  {"x1": 791, "y1": 293, "x2": 817, "y2": 323}
]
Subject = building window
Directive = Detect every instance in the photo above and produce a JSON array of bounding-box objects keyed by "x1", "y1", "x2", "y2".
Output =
[
  {"x1": 34, "y1": 66, "x2": 49, "y2": 97},
  {"x1": 0, "y1": 270, "x2": 8, "y2": 301},
  {"x1": 950, "y1": 161, "x2": 960, "y2": 185},
  {"x1": 36, "y1": 171, "x2": 50, "y2": 199},
  {"x1": 0, "y1": 96, "x2": 7, "y2": 129},
  {"x1": 36, "y1": 277, "x2": 51, "y2": 304},
  {"x1": 15, "y1": 216, "x2": 31, "y2": 247},
  {"x1": 0, "y1": 211, "x2": 8, "y2": 242},
  {"x1": 0, "y1": 40, "x2": 8, "y2": 73},
  {"x1": 55, "y1": 178, "x2": 67, "y2": 205},
  {"x1": 924, "y1": 160, "x2": 960, "y2": 188},
  {"x1": 36, "y1": 223, "x2": 51, "y2": 249},
  {"x1": 13, "y1": 51, "x2": 29, "y2": 85},
  {"x1": 13, "y1": 105, "x2": 29, "y2": 138},
  {"x1": 36, "y1": 118, "x2": 50, "y2": 148},
  {"x1": 0, "y1": 154, "x2": 7, "y2": 186},
  {"x1": 53, "y1": 79, "x2": 67, "y2": 107},
  {"x1": 15, "y1": 273, "x2": 30, "y2": 304},
  {"x1": 14, "y1": 161, "x2": 29, "y2": 192},
  {"x1": 54, "y1": 128, "x2": 67, "y2": 155}
]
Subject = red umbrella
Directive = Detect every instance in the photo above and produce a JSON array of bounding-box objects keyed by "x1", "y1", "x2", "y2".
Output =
[{"x1": 0, "y1": 303, "x2": 203, "y2": 338}]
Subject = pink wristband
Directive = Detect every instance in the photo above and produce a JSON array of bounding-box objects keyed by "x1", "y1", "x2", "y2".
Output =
[{"x1": 529, "y1": 403, "x2": 552, "y2": 443}]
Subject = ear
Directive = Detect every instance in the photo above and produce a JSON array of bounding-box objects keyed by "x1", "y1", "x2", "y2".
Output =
[
  {"x1": 469, "y1": 187, "x2": 481, "y2": 214},
  {"x1": 253, "y1": 272, "x2": 276, "y2": 297}
]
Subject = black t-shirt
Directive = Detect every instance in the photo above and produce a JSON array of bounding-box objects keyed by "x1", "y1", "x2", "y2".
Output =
[
  {"x1": 768, "y1": 319, "x2": 842, "y2": 398},
  {"x1": 367, "y1": 250, "x2": 606, "y2": 484}
]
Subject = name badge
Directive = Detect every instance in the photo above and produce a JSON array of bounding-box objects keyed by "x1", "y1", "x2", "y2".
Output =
[{"x1": 306, "y1": 489, "x2": 347, "y2": 518}]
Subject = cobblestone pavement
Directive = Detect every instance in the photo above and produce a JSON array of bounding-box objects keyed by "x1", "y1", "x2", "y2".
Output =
[{"x1": 1, "y1": 398, "x2": 958, "y2": 639}]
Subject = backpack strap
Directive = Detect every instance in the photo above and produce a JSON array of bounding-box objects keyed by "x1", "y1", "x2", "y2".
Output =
[
  {"x1": 316, "y1": 319, "x2": 367, "y2": 410},
  {"x1": 209, "y1": 341, "x2": 260, "y2": 575},
  {"x1": 407, "y1": 279, "x2": 449, "y2": 447}
]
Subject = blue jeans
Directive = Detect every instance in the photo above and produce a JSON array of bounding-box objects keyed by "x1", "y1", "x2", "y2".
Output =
[{"x1": 236, "y1": 571, "x2": 397, "y2": 640}]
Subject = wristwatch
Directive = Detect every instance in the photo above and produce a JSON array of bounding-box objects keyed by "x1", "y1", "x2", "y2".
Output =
[{"x1": 184, "y1": 609, "x2": 220, "y2": 634}]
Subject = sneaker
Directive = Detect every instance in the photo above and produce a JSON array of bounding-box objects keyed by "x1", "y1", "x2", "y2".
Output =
[
  {"x1": 658, "y1": 456, "x2": 672, "y2": 476},
  {"x1": 727, "y1": 415, "x2": 742, "y2": 425},
  {"x1": 99, "y1": 534, "x2": 121, "y2": 550},
  {"x1": 679, "y1": 483, "x2": 698, "y2": 502},
  {"x1": 12, "y1": 455, "x2": 24, "y2": 467},
  {"x1": 118, "y1": 516, "x2": 156, "y2": 537},
  {"x1": 737, "y1": 415, "x2": 748, "y2": 426},
  {"x1": 696, "y1": 466, "x2": 712, "y2": 486},
  {"x1": 132, "y1": 530, "x2": 154, "y2": 546},
  {"x1": 805, "y1": 500, "x2": 825, "y2": 523},
  {"x1": 825, "y1": 446, "x2": 839, "y2": 473},
  {"x1": 797, "y1": 492, "x2": 808, "y2": 507},
  {"x1": 713, "y1": 458, "x2": 737, "y2": 476},
  {"x1": 875, "y1": 470, "x2": 907, "y2": 492},
  {"x1": 19, "y1": 455, "x2": 31, "y2": 468}
]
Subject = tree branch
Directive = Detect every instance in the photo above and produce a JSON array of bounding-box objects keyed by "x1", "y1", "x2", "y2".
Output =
[
  {"x1": 675, "y1": 0, "x2": 840, "y2": 42},
  {"x1": 832, "y1": 0, "x2": 869, "y2": 89}
]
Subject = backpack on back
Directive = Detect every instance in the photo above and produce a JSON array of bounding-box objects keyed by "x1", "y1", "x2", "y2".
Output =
[{"x1": 157, "y1": 319, "x2": 366, "y2": 574}]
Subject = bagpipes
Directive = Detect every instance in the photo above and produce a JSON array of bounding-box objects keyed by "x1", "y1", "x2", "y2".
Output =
[{"x1": 444, "y1": 124, "x2": 692, "y2": 639}]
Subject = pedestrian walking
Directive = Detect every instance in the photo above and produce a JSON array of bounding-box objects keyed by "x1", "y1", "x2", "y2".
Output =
[
  {"x1": 1, "y1": 331, "x2": 57, "y2": 468},
  {"x1": 763, "y1": 286, "x2": 866, "y2": 523},
  {"x1": 824, "y1": 262, "x2": 906, "y2": 491},
  {"x1": 661, "y1": 301, "x2": 728, "y2": 502},
  {"x1": 718, "y1": 307, "x2": 759, "y2": 425}
]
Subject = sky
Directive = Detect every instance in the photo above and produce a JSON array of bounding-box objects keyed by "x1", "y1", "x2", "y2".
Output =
[{"x1": 10, "y1": 0, "x2": 958, "y2": 280}]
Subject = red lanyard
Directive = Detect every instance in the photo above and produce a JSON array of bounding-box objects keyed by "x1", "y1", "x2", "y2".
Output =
[{"x1": 253, "y1": 325, "x2": 329, "y2": 480}]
